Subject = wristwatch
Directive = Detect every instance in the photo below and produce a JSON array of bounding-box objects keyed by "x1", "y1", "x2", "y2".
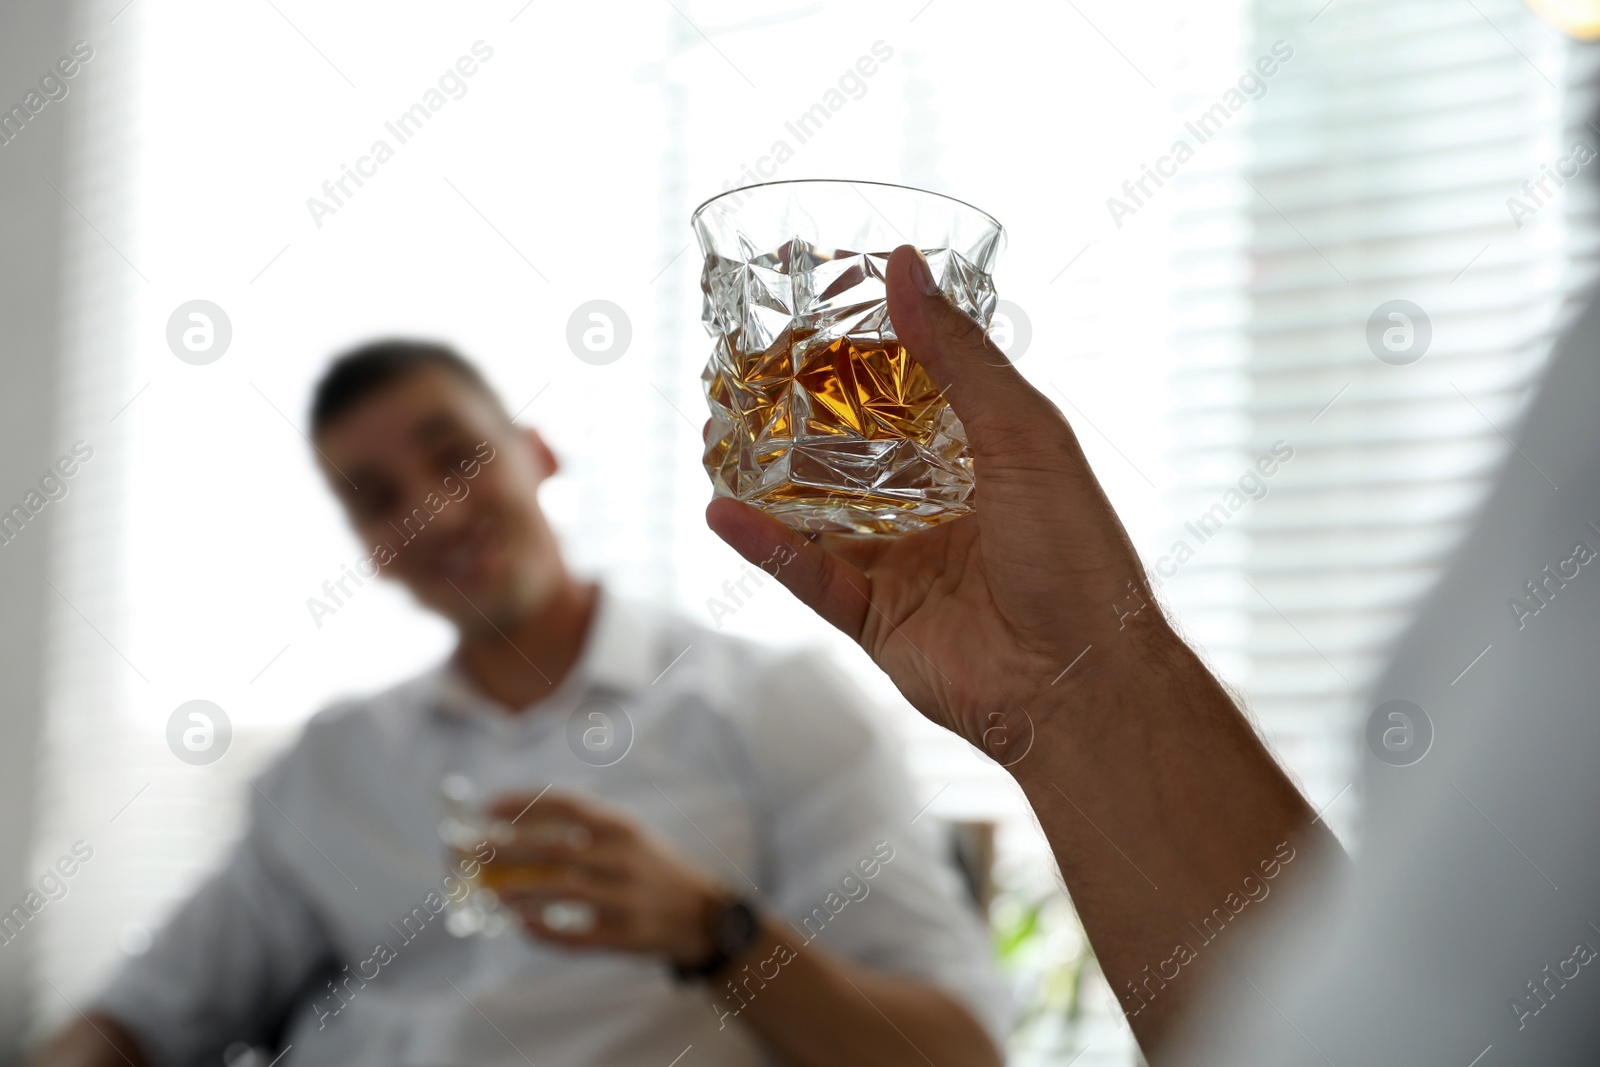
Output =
[{"x1": 671, "y1": 894, "x2": 760, "y2": 983}]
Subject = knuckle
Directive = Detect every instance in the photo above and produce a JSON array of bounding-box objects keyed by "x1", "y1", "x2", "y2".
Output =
[{"x1": 937, "y1": 298, "x2": 992, "y2": 349}]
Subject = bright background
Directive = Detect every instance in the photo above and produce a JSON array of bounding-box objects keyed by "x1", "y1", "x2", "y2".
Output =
[{"x1": 7, "y1": 0, "x2": 1597, "y2": 1063}]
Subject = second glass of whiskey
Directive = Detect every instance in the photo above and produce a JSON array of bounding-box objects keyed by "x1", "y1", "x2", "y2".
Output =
[
  {"x1": 437, "y1": 774, "x2": 590, "y2": 937},
  {"x1": 692, "y1": 179, "x2": 1005, "y2": 535}
]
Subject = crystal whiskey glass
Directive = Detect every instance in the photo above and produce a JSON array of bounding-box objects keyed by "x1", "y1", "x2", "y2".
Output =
[{"x1": 693, "y1": 179, "x2": 1004, "y2": 535}]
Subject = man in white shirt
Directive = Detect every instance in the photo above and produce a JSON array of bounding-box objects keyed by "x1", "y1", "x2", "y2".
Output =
[{"x1": 33, "y1": 340, "x2": 1007, "y2": 1067}]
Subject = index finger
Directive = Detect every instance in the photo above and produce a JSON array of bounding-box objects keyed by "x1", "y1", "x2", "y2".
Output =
[{"x1": 705, "y1": 497, "x2": 871, "y2": 641}]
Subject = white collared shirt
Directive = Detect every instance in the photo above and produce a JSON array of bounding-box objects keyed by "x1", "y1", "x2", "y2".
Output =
[{"x1": 92, "y1": 588, "x2": 1008, "y2": 1066}]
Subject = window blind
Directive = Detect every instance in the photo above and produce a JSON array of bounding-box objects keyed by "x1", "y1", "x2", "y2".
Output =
[{"x1": 1160, "y1": 0, "x2": 1589, "y2": 851}]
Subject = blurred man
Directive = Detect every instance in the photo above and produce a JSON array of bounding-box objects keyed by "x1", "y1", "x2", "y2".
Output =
[
  {"x1": 709, "y1": 246, "x2": 1600, "y2": 1063},
  {"x1": 34, "y1": 340, "x2": 1006, "y2": 1067}
]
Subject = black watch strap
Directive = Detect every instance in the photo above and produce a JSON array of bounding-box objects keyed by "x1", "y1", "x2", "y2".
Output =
[{"x1": 672, "y1": 896, "x2": 760, "y2": 983}]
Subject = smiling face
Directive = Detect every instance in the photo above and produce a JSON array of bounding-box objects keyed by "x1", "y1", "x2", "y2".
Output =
[{"x1": 313, "y1": 364, "x2": 567, "y2": 633}]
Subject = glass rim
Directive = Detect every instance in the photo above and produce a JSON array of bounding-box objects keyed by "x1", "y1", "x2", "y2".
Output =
[{"x1": 689, "y1": 178, "x2": 1003, "y2": 234}]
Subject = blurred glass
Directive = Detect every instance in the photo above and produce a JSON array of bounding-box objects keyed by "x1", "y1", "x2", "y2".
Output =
[{"x1": 437, "y1": 775, "x2": 589, "y2": 938}]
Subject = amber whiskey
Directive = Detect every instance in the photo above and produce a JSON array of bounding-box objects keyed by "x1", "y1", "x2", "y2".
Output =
[{"x1": 703, "y1": 326, "x2": 973, "y2": 535}]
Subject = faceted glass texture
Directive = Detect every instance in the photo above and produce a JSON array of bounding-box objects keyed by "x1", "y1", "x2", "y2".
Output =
[{"x1": 692, "y1": 180, "x2": 1004, "y2": 534}]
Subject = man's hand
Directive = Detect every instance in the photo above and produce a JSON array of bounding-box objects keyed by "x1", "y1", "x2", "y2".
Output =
[
  {"x1": 706, "y1": 244, "x2": 1153, "y2": 758},
  {"x1": 483, "y1": 791, "x2": 725, "y2": 966},
  {"x1": 706, "y1": 245, "x2": 1338, "y2": 1058},
  {"x1": 489, "y1": 789, "x2": 1001, "y2": 1067}
]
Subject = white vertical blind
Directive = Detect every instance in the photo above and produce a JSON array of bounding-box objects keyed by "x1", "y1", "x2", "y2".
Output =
[{"x1": 31, "y1": 0, "x2": 149, "y2": 1043}]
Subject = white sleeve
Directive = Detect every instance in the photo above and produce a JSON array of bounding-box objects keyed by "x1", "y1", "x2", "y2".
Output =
[
  {"x1": 90, "y1": 766, "x2": 333, "y2": 1067},
  {"x1": 743, "y1": 649, "x2": 1012, "y2": 1043}
]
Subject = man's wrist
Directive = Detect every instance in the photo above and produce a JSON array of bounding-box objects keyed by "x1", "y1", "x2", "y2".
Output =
[
  {"x1": 1003, "y1": 620, "x2": 1205, "y2": 783},
  {"x1": 666, "y1": 880, "x2": 727, "y2": 967},
  {"x1": 670, "y1": 889, "x2": 762, "y2": 981}
]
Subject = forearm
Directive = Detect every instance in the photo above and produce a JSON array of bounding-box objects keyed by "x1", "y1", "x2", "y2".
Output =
[
  {"x1": 1011, "y1": 621, "x2": 1341, "y2": 1056},
  {"x1": 708, "y1": 914, "x2": 1001, "y2": 1067},
  {"x1": 30, "y1": 1014, "x2": 150, "y2": 1067}
]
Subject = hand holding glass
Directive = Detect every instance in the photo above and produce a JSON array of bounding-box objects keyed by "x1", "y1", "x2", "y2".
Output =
[{"x1": 437, "y1": 775, "x2": 591, "y2": 937}]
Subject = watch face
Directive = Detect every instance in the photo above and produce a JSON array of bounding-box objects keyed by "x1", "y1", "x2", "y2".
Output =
[{"x1": 712, "y1": 900, "x2": 757, "y2": 954}]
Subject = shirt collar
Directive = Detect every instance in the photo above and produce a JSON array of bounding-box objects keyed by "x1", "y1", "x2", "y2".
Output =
[
  {"x1": 576, "y1": 583, "x2": 661, "y2": 693},
  {"x1": 429, "y1": 583, "x2": 662, "y2": 721}
]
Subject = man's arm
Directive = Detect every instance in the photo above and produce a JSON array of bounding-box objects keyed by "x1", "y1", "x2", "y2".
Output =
[
  {"x1": 697, "y1": 912, "x2": 1001, "y2": 1067},
  {"x1": 29, "y1": 1013, "x2": 148, "y2": 1067},
  {"x1": 705, "y1": 245, "x2": 1340, "y2": 1056},
  {"x1": 1006, "y1": 624, "x2": 1329, "y2": 1048},
  {"x1": 489, "y1": 792, "x2": 1001, "y2": 1067}
]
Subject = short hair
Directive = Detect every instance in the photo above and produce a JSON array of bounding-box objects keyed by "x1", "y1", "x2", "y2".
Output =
[{"x1": 309, "y1": 339, "x2": 502, "y2": 434}]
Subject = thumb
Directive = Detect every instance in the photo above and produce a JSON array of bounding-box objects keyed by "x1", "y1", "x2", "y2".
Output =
[
  {"x1": 704, "y1": 497, "x2": 870, "y2": 640},
  {"x1": 885, "y1": 244, "x2": 1059, "y2": 457}
]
